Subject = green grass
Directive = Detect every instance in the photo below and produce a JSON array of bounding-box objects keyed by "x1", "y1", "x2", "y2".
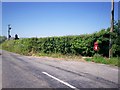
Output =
[
  {"x1": 85, "y1": 54, "x2": 120, "y2": 67},
  {"x1": 85, "y1": 58, "x2": 92, "y2": 62},
  {"x1": 105, "y1": 57, "x2": 120, "y2": 66}
]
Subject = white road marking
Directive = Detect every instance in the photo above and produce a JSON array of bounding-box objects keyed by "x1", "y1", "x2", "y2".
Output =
[{"x1": 42, "y1": 72, "x2": 77, "y2": 89}]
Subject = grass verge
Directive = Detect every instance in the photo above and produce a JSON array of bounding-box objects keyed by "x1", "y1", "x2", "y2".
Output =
[
  {"x1": 32, "y1": 53, "x2": 83, "y2": 61},
  {"x1": 1, "y1": 46, "x2": 119, "y2": 67},
  {"x1": 85, "y1": 54, "x2": 120, "y2": 67}
]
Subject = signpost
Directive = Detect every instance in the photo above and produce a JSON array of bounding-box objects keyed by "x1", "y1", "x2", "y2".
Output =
[{"x1": 8, "y1": 24, "x2": 11, "y2": 40}]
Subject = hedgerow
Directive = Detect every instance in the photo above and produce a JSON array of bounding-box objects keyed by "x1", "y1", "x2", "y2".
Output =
[{"x1": 1, "y1": 24, "x2": 120, "y2": 57}]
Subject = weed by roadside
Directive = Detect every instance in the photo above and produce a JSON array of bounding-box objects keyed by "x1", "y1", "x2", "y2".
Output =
[{"x1": 85, "y1": 54, "x2": 120, "y2": 67}]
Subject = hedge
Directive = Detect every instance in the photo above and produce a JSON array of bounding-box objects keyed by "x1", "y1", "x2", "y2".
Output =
[{"x1": 1, "y1": 25, "x2": 120, "y2": 57}]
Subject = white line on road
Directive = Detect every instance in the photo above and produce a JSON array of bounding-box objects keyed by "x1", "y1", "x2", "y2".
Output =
[{"x1": 42, "y1": 72, "x2": 77, "y2": 89}]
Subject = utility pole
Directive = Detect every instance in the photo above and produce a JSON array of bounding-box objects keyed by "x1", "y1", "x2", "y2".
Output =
[
  {"x1": 8, "y1": 24, "x2": 12, "y2": 40},
  {"x1": 109, "y1": 0, "x2": 114, "y2": 58}
]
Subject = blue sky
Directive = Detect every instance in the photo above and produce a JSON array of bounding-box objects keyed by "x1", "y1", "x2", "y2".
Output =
[{"x1": 2, "y1": 2, "x2": 118, "y2": 38}]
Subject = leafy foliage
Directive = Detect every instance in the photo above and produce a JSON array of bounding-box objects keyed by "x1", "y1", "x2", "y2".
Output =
[
  {"x1": 0, "y1": 36, "x2": 7, "y2": 44},
  {"x1": 85, "y1": 54, "x2": 120, "y2": 67},
  {"x1": 111, "y1": 22, "x2": 120, "y2": 57},
  {"x1": 1, "y1": 24, "x2": 120, "y2": 57}
]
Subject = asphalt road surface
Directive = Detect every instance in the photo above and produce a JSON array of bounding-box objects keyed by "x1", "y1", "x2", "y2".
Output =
[{"x1": 1, "y1": 50, "x2": 119, "y2": 89}]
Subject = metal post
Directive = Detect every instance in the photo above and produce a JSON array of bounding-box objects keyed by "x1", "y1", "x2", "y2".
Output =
[
  {"x1": 109, "y1": 0, "x2": 114, "y2": 58},
  {"x1": 8, "y1": 24, "x2": 11, "y2": 40}
]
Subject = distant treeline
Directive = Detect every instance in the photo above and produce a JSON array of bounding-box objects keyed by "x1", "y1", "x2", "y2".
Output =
[{"x1": 1, "y1": 23, "x2": 120, "y2": 57}]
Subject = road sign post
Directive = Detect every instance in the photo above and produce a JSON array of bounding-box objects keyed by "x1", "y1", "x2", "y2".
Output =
[{"x1": 8, "y1": 24, "x2": 12, "y2": 40}]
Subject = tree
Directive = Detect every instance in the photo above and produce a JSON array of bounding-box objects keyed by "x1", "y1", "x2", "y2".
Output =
[
  {"x1": 0, "y1": 36, "x2": 7, "y2": 43},
  {"x1": 15, "y1": 34, "x2": 19, "y2": 40},
  {"x1": 112, "y1": 21, "x2": 120, "y2": 57}
]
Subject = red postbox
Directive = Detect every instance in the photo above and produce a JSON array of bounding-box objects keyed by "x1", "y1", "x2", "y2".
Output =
[{"x1": 94, "y1": 41, "x2": 99, "y2": 51}]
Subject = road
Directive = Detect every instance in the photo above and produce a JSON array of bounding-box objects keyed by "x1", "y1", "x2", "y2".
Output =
[{"x1": 1, "y1": 50, "x2": 119, "y2": 89}]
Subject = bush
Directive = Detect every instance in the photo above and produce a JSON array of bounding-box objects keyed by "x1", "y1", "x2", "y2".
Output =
[
  {"x1": 1, "y1": 23, "x2": 120, "y2": 57},
  {"x1": 0, "y1": 36, "x2": 7, "y2": 44}
]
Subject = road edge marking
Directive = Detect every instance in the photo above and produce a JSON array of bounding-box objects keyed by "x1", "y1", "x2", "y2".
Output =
[{"x1": 42, "y1": 72, "x2": 77, "y2": 89}]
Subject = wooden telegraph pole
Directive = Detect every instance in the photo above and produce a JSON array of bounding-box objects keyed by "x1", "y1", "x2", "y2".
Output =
[{"x1": 109, "y1": 0, "x2": 114, "y2": 58}]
